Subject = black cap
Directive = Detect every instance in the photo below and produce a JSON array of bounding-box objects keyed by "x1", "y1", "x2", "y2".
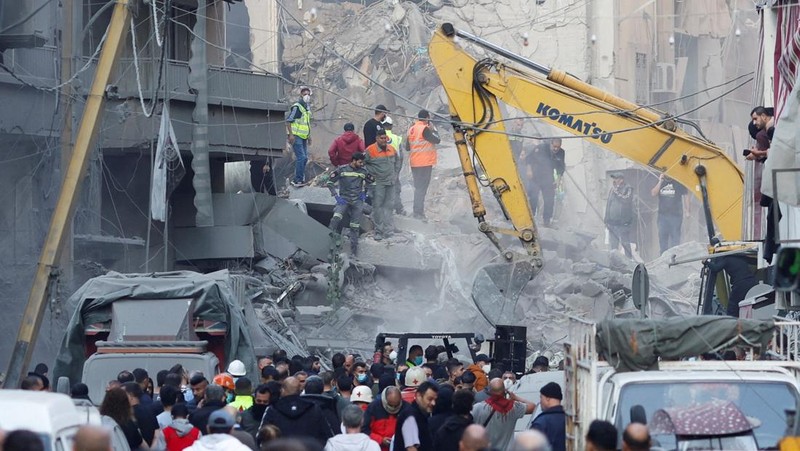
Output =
[
  {"x1": 540, "y1": 381, "x2": 563, "y2": 400},
  {"x1": 375, "y1": 104, "x2": 388, "y2": 114},
  {"x1": 418, "y1": 109, "x2": 431, "y2": 119},
  {"x1": 344, "y1": 122, "x2": 355, "y2": 131},
  {"x1": 610, "y1": 172, "x2": 624, "y2": 179},
  {"x1": 474, "y1": 353, "x2": 492, "y2": 364},
  {"x1": 70, "y1": 383, "x2": 91, "y2": 401},
  {"x1": 533, "y1": 356, "x2": 549, "y2": 368},
  {"x1": 34, "y1": 363, "x2": 48, "y2": 375}
]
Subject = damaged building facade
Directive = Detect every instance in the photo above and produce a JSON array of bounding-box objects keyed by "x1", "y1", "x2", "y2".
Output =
[
  {"x1": 0, "y1": 0, "x2": 287, "y2": 364},
  {"x1": 282, "y1": 0, "x2": 759, "y2": 259},
  {"x1": 0, "y1": 0, "x2": 766, "y2": 369}
]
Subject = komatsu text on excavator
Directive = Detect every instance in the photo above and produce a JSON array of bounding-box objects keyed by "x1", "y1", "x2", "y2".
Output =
[{"x1": 428, "y1": 23, "x2": 744, "y2": 324}]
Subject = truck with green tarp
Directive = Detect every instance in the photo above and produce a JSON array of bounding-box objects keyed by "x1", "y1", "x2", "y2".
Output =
[
  {"x1": 564, "y1": 316, "x2": 800, "y2": 451},
  {"x1": 52, "y1": 270, "x2": 261, "y2": 403}
]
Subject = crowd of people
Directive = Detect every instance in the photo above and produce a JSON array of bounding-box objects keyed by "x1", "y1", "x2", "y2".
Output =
[
  {"x1": 8, "y1": 346, "x2": 656, "y2": 451},
  {"x1": 283, "y1": 91, "x2": 443, "y2": 254}
]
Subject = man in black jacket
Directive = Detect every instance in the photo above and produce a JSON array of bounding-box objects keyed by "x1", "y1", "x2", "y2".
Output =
[
  {"x1": 262, "y1": 376, "x2": 334, "y2": 445},
  {"x1": 188, "y1": 383, "x2": 227, "y2": 435},
  {"x1": 433, "y1": 389, "x2": 474, "y2": 451},
  {"x1": 530, "y1": 382, "x2": 566, "y2": 451},
  {"x1": 301, "y1": 375, "x2": 340, "y2": 437},
  {"x1": 394, "y1": 381, "x2": 438, "y2": 451}
]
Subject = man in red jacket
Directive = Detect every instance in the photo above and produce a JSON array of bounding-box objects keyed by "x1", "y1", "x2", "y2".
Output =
[
  {"x1": 362, "y1": 386, "x2": 406, "y2": 451},
  {"x1": 329, "y1": 123, "x2": 365, "y2": 166}
]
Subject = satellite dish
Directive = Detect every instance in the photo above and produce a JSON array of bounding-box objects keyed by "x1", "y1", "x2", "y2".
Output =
[{"x1": 632, "y1": 264, "x2": 650, "y2": 318}]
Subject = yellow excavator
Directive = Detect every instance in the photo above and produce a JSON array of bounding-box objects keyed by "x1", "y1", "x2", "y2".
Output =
[{"x1": 428, "y1": 23, "x2": 744, "y2": 323}]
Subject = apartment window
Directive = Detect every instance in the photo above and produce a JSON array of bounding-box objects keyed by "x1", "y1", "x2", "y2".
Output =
[{"x1": 170, "y1": 4, "x2": 196, "y2": 62}]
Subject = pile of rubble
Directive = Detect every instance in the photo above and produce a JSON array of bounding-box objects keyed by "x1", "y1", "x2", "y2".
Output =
[{"x1": 233, "y1": 146, "x2": 705, "y2": 366}]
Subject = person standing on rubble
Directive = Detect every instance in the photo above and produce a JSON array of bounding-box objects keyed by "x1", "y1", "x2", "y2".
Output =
[
  {"x1": 286, "y1": 86, "x2": 312, "y2": 187},
  {"x1": 604, "y1": 172, "x2": 634, "y2": 258},
  {"x1": 524, "y1": 138, "x2": 564, "y2": 227},
  {"x1": 329, "y1": 123, "x2": 365, "y2": 167},
  {"x1": 383, "y1": 116, "x2": 407, "y2": 216},
  {"x1": 364, "y1": 105, "x2": 388, "y2": 147},
  {"x1": 365, "y1": 130, "x2": 401, "y2": 241},
  {"x1": 405, "y1": 110, "x2": 441, "y2": 220},
  {"x1": 327, "y1": 152, "x2": 372, "y2": 255}
]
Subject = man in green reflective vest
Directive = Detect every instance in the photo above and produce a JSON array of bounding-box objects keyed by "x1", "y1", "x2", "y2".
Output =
[
  {"x1": 286, "y1": 86, "x2": 312, "y2": 187},
  {"x1": 383, "y1": 116, "x2": 406, "y2": 216}
]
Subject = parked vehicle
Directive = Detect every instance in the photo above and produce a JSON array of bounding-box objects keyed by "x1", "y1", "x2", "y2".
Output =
[
  {"x1": 564, "y1": 316, "x2": 800, "y2": 450},
  {"x1": 0, "y1": 390, "x2": 130, "y2": 451},
  {"x1": 52, "y1": 270, "x2": 260, "y2": 403}
]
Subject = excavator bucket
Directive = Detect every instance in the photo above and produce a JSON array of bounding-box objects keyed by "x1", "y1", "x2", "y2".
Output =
[{"x1": 472, "y1": 259, "x2": 536, "y2": 326}]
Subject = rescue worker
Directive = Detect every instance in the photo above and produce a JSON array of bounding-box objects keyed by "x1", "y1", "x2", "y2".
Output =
[
  {"x1": 363, "y1": 105, "x2": 388, "y2": 147},
  {"x1": 382, "y1": 116, "x2": 407, "y2": 215},
  {"x1": 286, "y1": 86, "x2": 312, "y2": 187},
  {"x1": 328, "y1": 122, "x2": 365, "y2": 167},
  {"x1": 604, "y1": 172, "x2": 634, "y2": 258},
  {"x1": 365, "y1": 130, "x2": 401, "y2": 241},
  {"x1": 327, "y1": 152, "x2": 372, "y2": 256},
  {"x1": 405, "y1": 110, "x2": 441, "y2": 220},
  {"x1": 213, "y1": 373, "x2": 236, "y2": 404},
  {"x1": 228, "y1": 377, "x2": 254, "y2": 412}
]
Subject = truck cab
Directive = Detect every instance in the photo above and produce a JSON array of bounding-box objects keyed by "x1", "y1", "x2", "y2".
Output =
[{"x1": 565, "y1": 317, "x2": 800, "y2": 450}]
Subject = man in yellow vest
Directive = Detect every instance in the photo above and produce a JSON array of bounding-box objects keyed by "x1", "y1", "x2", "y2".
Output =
[
  {"x1": 286, "y1": 86, "x2": 312, "y2": 187},
  {"x1": 405, "y1": 110, "x2": 441, "y2": 220},
  {"x1": 382, "y1": 116, "x2": 406, "y2": 216}
]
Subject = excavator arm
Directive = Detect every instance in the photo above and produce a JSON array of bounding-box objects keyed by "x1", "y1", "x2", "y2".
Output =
[{"x1": 428, "y1": 24, "x2": 743, "y2": 324}]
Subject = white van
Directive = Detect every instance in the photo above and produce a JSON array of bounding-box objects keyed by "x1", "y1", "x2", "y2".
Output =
[{"x1": 0, "y1": 390, "x2": 130, "y2": 451}]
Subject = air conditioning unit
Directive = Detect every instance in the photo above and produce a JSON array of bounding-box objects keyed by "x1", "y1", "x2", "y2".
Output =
[{"x1": 652, "y1": 62, "x2": 677, "y2": 93}]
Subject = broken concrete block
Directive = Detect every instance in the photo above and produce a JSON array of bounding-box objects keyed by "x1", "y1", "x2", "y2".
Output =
[
  {"x1": 254, "y1": 198, "x2": 333, "y2": 262},
  {"x1": 254, "y1": 256, "x2": 281, "y2": 274},
  {"x1": 571, "y1": 261, "x2": 596, "y2": 275},
  {"x1": 580, "y1": 280, "x2": 605, "y2": 297},
  {"x1": 357, "y1": 239, "x2": 442, "y2": 270},
  {"x1": 553, "y1": 278, "x2": 578, "y2": 296}
]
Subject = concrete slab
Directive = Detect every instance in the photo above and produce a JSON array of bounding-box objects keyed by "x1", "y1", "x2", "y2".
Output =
[
  {"x1": 394, "y1": 216, "x2": 460, "y2": 235},
  {"x1": 172, "y1": 225, "x2": 255, "y2": 260},
  {"x1": 254, "y1": 198, "x2": 332, "y2": 262},
  {"x1": 288, "y1": 186, "x2": 336, "y2": 211},
  {"x1": 172, "y1": 193, "x2": 278, "y2": 227},
  {"x1": 357, "y1": 238, "x2": 442, "y2": 270}
]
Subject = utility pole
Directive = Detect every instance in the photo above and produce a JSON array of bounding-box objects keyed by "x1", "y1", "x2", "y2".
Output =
[
  {"x1": 59, "y1": 0, "x2": 74, "y2": 283},
  {"x1": 4, "y1": 0, "x2": 132, "y2": 389}
]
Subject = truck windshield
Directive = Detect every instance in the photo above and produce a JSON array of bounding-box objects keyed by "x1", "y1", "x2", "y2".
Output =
[
  {"x1": 83, "y1": 354, "x2": 217, "y2": 404},
  {"x1": 615, "y1": 381, "x2": 796, "y2": 450}
]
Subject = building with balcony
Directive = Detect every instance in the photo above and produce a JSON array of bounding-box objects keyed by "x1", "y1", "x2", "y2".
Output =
[{"x1": 0, "y1": 0, "x2": 285, "y2": 361}]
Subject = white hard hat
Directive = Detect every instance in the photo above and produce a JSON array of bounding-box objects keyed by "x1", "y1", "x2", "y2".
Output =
[
  {"x1": 351, "y1": 385, "x2": 374, "y2": 404},
  {"x1": 227, "y1": 359, "x2": 246, "y2": 377},
  {"x1": 404, "y1": 366, "x2": 427, "y2": 388},
  {"x1": 382, "y1": 115, "x2": 393, "y2": 126}
]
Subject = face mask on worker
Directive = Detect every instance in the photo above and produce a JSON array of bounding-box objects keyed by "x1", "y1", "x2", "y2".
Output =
[
  {"x1": 357, "y1": 373, "x2": 368, "y2": 383},
  {"x1": 503, "y1": 379, "x2": 513, "y2": 390},
  {"x1": 226, "y1": 392, "x2": 235, "y2": 403},
  {"x1": 482, "y1": 364, "x2": 491, "y2": 373},
  {"x1": 302, "y1": 94, "x2": 311, "y2": 103},
  {"x1": 414, "y1": 356, "x2": 423, "y2": 366},
  {"x1": 389, "y1": 350, "x2": 398, "y2": 362}
]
